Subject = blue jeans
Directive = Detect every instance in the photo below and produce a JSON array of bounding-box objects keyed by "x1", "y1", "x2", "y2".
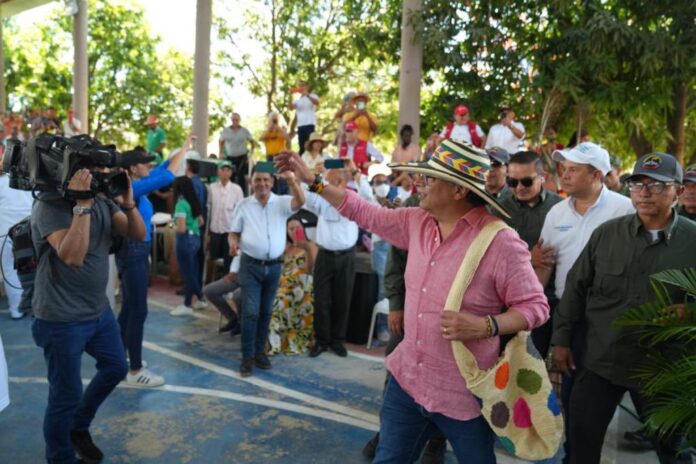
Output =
[
  {"x1": 371, "y1": 239, "x2": 390, "y2": 302},
  {"x1": 297, "y1": 124, "x2": 315, "y2": 152},
  {"x1": 116, "y1": 240, "x2": 150, "y2": 370},
  {"x1": 238, "y1": 254, "x2": 282, "y2": 358},
  {"x1": 176, "y1": 233, "x2": 203, "y2": 306},
  {"x1": 32, "y1": 309, "x2": 128, "y2": 464},
  {"x1": 375, "y1": 378, "x2": 495, "y2": 464}
]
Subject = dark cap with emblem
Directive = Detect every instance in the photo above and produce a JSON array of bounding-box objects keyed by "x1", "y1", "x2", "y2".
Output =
[
  {"x1": 626, "y1": 153, "x2": 683, "y2": 184},
  {"x1": 486, "y1": 146, "x2": 510, "y2": 165},
  {"x1": 684, "y1": 163, "x2": 696, "y2": 184}
]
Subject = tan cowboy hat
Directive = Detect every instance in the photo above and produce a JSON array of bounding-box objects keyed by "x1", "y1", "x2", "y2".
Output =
[
  {"x1": 304, "y1": 132, "x2": 328, "y2": 152},
  {"x1": 145, "y1": 114, "x2": 159, "y2": 125},
  {"x1": 388, "y1": 139, "x2": 510, "y2": 218},
  {"x1": 349, "y1": 92, "x2": 370, "y2": 105}
]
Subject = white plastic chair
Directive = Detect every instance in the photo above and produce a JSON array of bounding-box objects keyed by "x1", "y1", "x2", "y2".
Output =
[{"x1": 366, "y1": 298, "x2": 390, "y2": 349}]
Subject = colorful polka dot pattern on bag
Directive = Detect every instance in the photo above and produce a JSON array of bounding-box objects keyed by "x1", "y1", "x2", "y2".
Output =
[{"x1": 445, "y1": 222, "x2": 564, "y2": 461}]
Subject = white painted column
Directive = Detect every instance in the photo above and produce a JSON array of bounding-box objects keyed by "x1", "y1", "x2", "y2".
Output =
[
  {"x1": 397, "y1": 0, "x2": 423, "y2": 144},
  {"x1": 72, "y1": 0, "x2": 88, "y2": 133},
  {"x1": 192, "y1": 0, "x2": 212, "y2": 157}
]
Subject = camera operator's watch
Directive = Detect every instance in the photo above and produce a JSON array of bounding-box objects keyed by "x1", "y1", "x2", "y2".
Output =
[{"x1": 72, "y1": 206, "x2": 92, "y2": 216}]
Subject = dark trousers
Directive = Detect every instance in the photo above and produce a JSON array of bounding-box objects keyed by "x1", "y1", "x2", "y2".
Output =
[
  {"x1": 228, "y1": 155, "x2": 249, "y2": 195},
  {"x1": 313, "y1": 247, "x2": 356, "y2": 347},
  {"x1": 203, "y1": 277, "x2": 241, "y2": 324},
  {"x1": 209, "y1": 232, "x2": 232, "y2": 274},
  {"x1": 569, "y1": 369, "x2": 689, "y2": 464},
  {"x1": 176, "y1": 233, "x2": 203, "y2": 306},
  {"x1": 238, "y1": 254, "x2": 282, "y2": 358},
  {"x1": 116, "y1": 240, "x2": 150, "y2": 371},
  {"x1": 531, "y1": 298, "x2": 558, "y2": 359},
  {"x1": 375, "y1": 378, "x2": 495, "y2": 464},
  {"x1": 32, "y1": 309, "x2": 128, "y2": 464},
  {"x1": 297, "y1": 124, "x2": 314, "y2": 152}
]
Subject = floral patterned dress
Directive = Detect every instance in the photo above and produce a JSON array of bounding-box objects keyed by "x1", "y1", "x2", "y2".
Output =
[{"x1": 268, "y1": 251, "x2": 314, "y2": 354}]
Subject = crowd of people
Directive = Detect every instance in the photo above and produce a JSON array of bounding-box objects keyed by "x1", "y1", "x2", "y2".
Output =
[{"x1": 1, "y1": 80, "x2": 695, "y2": 464}]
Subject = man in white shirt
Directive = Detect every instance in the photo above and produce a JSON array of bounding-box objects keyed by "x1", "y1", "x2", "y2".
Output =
[
  {"x1": 62, "y1": 108, "x2": 82, "y2": 137},
  {"x1": 485, "y1": 106, "x2": 525, "y2": 154},
  {"x1": 229, "y1": 165, "x2": 304, "y2": 377},
  {"x1": 207, "y1": 161, "x2": 244, "y2": 274},
  {"x1": 303, "y1": 168, "x2": 362, "y2": 358},
  {"x1": 534, "y1": 142, "x2": 634, "y2": 456},
  {"x1": 0, "y1": 170, "x2": 33, "y2": 319},
  {"x1": 289, "y1": 81, "x2": 320, "y2": 152}
]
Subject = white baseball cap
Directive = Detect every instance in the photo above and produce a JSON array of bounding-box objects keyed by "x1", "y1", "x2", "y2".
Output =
[
  {"x1": 367, "y1": 163, "x2": 392, "y2": 182},
  {"x1": 552, "y1": 142, "x2": 611, "y2": 176}
]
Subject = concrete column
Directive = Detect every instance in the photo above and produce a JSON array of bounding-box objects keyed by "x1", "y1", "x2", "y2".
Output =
[
  {"x1": 72, "y1": 0, "x2": 88, "y2": 133},
  {"x1": 192, "y1": 0, "x2": 212, "y2": 157},
  {"x1": 397, "y1": 0, "x2": 423, "y2": 145},
  {"x1": 0, "y1": 18, "x2": 6, "y2": 113}
]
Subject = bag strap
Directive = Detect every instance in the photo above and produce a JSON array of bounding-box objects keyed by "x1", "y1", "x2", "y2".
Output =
[{"x1": 444, "y1": 220, "x2": 509, "y2": 382}]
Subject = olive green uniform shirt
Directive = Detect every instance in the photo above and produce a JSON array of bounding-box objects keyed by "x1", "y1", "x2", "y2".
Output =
[
  {"x1": 493, "y1": 189, "x2": 563, "y2": 250},
  {"x1": 679, "y1": 205, "x2": 696, "y2": 222},
  {"x1": 552, "y1": 211, "x2": 696, "y2": 388}
]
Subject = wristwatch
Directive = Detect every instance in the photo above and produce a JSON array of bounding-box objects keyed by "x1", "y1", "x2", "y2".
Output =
[{"x1": 73, "y1": 206, "x2": 92, "y2": 216}]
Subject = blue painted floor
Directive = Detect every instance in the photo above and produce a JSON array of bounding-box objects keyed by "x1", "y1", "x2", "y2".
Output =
[{"x1": 0, "y1": 296, "x2": 459, "y2": 463}]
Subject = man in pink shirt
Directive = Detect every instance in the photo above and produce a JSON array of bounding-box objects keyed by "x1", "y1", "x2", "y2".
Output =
[
  {"x1": 275, "y1": 139, "x2": 549, "y2": 463},
  {"x1": 207, "y1": 161, "x2": 244, "y2": 273}
]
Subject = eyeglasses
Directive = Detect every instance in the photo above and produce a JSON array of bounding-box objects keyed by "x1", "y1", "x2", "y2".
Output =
[
  {"x1": 490, "y1": 161, "x2": 503, "y2": 168},
  {"x1": 507, "y1": 176, "x2": 538, "y2": 188},
  {"x1": 627, "y1": 181, "x2": 677, "y2": 194}
]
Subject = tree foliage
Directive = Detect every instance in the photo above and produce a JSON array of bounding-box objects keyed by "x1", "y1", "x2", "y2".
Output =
[{"x1": 3, "y1": 0, "x2": 229, "y2": 151}]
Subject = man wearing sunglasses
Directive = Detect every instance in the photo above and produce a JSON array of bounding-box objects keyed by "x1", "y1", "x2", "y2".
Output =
[
  {"x1": 484, "y1": 146, "x2": 511, "y2": 199},
  {"x1": 493, "y1": 151, "x2": 563, "y2": 357},
  {"x1": 552, "y1": 153, "x2": 695, "y2": 464}
]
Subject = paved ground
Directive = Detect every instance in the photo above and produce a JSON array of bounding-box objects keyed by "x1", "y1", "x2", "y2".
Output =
[{"x1": 0, "y1": 279, "x2": 668, "y2": 463}]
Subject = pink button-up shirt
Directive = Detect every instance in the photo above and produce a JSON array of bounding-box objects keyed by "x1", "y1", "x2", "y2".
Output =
[
  {"x1": 338, "y1": 191, "x2": 549, "y2": 421},
  {"x1": 208, "y1": 181, "x2": 244, "y2": 234}
]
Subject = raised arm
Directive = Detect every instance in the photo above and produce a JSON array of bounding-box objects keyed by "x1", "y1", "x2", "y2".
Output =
[{"x1": 112, "y1": 173, "x2": 146, "y2": 241}]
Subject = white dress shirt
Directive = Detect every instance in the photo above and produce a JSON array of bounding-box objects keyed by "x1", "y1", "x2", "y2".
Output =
[
  {"x1": 303, "y1": 191, "x2": 359, "y2": 251},
  {"x1": 485, "y1": 122, "x2": 525, "y2": 154},
  {"x1": 231, "y1": 193, "x2": 298, "y2": 260},
  {"x1": 294, "y1": 94, "x2": 319, "y2": 127},
  {"x1": 207, "y1": 180, "x2": 244, "y2": 234},
  {"x1": 540, "y1": 186, "x2": 635, "y2": 299}
]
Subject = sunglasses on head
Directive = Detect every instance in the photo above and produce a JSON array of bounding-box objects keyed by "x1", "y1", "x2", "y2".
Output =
[{"x1": 507, "y1": 176, "x2": 537, "y2": 188}]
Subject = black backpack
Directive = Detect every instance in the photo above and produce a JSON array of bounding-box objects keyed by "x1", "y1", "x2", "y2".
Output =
[{"x1": 7, "y1": 216, "x2": 36, "y2": 315}]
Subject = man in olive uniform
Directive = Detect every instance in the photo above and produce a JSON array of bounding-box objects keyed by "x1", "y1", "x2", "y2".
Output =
[
  {"x1": 679, "y1": 163, "x2": 696, "y2": 221},
  {"x1": 552, "y1": 153, "x2": 696, "y2": 464}
]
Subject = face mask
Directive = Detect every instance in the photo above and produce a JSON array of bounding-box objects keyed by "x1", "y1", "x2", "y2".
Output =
[
  {"x1": 374, "y1": 183, "x2": 390, "y2": 198},
  {"x1": 356, "y1": 101, "x2": 366, "y2": 110}
]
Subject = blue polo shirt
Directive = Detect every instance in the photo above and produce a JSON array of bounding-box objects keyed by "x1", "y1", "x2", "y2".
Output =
[{"x1": 132, "y1": 161, "x2": 176, "y2": 242}]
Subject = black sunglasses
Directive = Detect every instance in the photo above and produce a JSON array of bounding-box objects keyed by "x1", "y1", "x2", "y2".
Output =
[{"x1": 507, "y1": 176, "x2": 537, "y2": 188}]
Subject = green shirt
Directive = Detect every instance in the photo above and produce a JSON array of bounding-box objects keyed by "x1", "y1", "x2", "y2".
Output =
[
  {"x1": 384, "y1": 195, "x2": 420, "y2": 312},
  {"x1": 552, "y1": 211, "x2": 696, "y2": 388},
  {"x1": 174, "y1": 198, "x2": 199, "y2": 235},
  {"x1": 146, "y1": 126, "x2": 167, "y2": 154},
  {"x1": 493, "y1": 189, "x2": 563, "y2": 250},
  {"x1": 680, "y1": 205, "x2": 696, "y2": 222}
]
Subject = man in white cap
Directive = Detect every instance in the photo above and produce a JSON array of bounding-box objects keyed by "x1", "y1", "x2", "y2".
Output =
[{"x1": 535, "y1": 141, "x2": 634, "y2": 457}]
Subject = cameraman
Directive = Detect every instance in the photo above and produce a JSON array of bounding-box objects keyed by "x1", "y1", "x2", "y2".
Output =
[
  {"x1": 31, "y1": 167, "x2": 145, "y2": 464},
  {"x1": 485, "y1": 106, "x2": 526, "y2": 155}
]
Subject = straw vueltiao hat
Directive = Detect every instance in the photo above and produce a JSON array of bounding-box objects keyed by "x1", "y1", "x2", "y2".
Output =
[
  {"x1": 304, "y1": 132, "x2": 328, "y2": 152},
  {"x1": 349, "y1": 92, "x2": 370, "y2": 105},
  {"x1": 388, "y1": 139, "x2": 510, "y2": 218}
]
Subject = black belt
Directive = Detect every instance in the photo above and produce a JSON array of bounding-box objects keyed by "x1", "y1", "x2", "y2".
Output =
[
  {"x1": 320, "y1": 246, "x2": 354, "y2": 256},
  {"x1": 243, "y1": 254, "x2": 283, "y2": 266}
]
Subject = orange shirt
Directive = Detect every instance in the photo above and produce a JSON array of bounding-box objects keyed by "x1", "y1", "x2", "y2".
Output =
[{"x1": 342, "y1": 111, "x2": 378, "y2": 142}]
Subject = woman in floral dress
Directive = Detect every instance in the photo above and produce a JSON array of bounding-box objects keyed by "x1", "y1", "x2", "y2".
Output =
[{"x1": 268, "y1": 218, "x2": 318, "y2": 354}]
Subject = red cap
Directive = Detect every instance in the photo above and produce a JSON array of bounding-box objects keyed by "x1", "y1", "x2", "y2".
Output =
[
  {"x1": 344, "y1": 120, "x2": 358, "y2": 132},
  {"x1": 454, "y1": 105, "x2": 469, "y2": 116}
]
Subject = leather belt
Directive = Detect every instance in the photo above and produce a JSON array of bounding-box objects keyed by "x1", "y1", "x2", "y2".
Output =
[
  {"x1": 320, "y1": 246, "x2": 354, "y2": 256},
  {"x1": 243, "y1": 254, "x2": 283, "y2": 266}
]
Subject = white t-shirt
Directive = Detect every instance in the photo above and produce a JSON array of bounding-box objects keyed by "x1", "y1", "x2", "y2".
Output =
[
  {"x1": 485, "y1": 122, "x2": 526, "y2": 154},
  {"x1": 294, "y1": 94, "x2": 319, "y2": 127},
  {"x1": 0, "y1": 175, "x2": 33, "y2": 236},
  {"x1": 540, "y1": 187, "x2": 635, "y2": 299},
  {"x1": 440, "y1": 123, "x2": 485, "y2": 145},
  {"x1": 63, "y1": 118, "x2": 82, "y2": 137}
]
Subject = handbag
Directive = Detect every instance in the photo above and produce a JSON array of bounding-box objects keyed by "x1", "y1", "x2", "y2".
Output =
[{"x1": 444, "y1": 220, "x2": 564, "y2": 460}]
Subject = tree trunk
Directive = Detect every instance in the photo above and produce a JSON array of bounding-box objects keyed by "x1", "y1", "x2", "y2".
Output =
[
  {"x1": 666, "y1": 82, "x2": 688, "y2": 164},
  {"x1": 268, "y1": 0, "x2": 278, "y2": 115},
  {"x1": 628, "y1": 127, "x2": 653, "y2": 157}
]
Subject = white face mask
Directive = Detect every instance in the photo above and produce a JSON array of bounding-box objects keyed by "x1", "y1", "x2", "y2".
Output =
[
  {"x1": 374, "y1": 183, "x2": 390, "y2": 198},
  {"x1": 356, "y1": 101, "x2": 366, "y2": 110}
]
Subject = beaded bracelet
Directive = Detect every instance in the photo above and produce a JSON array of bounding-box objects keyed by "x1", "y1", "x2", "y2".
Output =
[
  {"x1": 490, "y1": 315, "x2": 500, "y2": 337},
  {"x1": 309, "y1": 175, "x2": 325, "y2": 194},
  {"x1": 484, "y1": 315, "x2": 493, "y2": 338}
]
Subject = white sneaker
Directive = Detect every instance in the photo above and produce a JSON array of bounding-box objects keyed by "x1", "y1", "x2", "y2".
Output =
[
  {"x1": 170, "y1": 305, "x2": 194, "y2": 316},
  {"x1": 192, "y1": 299, "x2": 208, "y2": 310},
  {"x1": 125, "y1": 368, "x2": 165, "y2": 388}
]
